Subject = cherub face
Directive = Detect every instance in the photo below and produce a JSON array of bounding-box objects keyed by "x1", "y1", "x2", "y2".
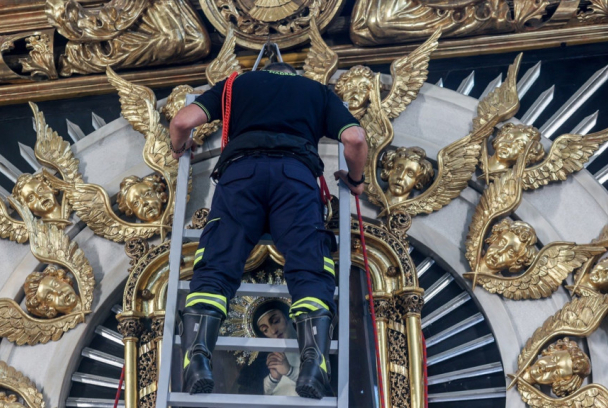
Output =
[
  {"x1": 340, "y1": 75, "x2": 372, "y2": 110},
  {"x1": 18, "y1": 178, "x2": 59, "y2": 218},
  {"x1": 589, "y1": 261, "x2": 608, "y2": 292},
  {"x1": 125, "y1": 181, "x2": 164, "y2": 222},
  {"x1": 484, "y1": 230, "x2": 529, "y2": 273},
  {"x1": 36, "y1": 275, "x2": 79, "y2": 315},
  {"x1": 388, "y1": 156, "x2": 423, "y2": 197},
  {"x1": 493, "y1": 128, "x2": 535, "y2": 164},
  {"x1": 526, "y1": 350, "x2": 573, "y2": 385},
  {"x1": 257, "y1": 309, "x2": 288, "y2": 339}
]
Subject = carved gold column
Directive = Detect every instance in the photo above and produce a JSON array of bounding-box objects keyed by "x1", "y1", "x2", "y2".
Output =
[
  {"x1": 373, "y1": 296, "x2": 392, "y2": 405},
  {"x1": 117, "y1": 314, "x2": 144, "y2": 408},
  {"x1": 151, "y1": 313, "x2": 165, "y2": 377},
  {"x1": 396, "y1": 288, "x2": 425, "y2": 408}
]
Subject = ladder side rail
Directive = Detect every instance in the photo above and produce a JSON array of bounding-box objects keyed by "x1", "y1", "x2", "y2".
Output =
[
  {"x1": 156, "y1": 95, "x2": 196, "y2": 407},
  {"x1": 337, "y1": 143, "x2": 351, "y2": 408}
]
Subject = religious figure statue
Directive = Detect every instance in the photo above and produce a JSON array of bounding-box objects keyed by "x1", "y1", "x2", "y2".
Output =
[
  {"x1": 380, "y1": 147, "x2": 434, "y2": 201},
  {"x1": 465, "y1": 148, "x2": 608, "y2": 299},
  {"x1": 0, "y1": 102, "x2": 82, "y2": 243},
  {"x1": 24, "y1": 265, "x2": 81, "y2": 318},
  {"x1": 361, "y1": 52, "x2": 521, "y2": 219},
  {"x1": 116, "y1": 175, "x2": 168, "y2": 223},
  {"x1": 522, "y1": 337, "x2": 591, "y2": 397},
  {"x1": 0, "y1": 198, "x2": 95, "y2": 346},
  {"x1": 481, "y1": 122, "x2": 608, "y2": 187},
  {"x1": 45, "y1": 0, "x2": 210, "y2": 76},
  {"x1": 12, "y1": 173, "x2": 63, "y2": 222}
]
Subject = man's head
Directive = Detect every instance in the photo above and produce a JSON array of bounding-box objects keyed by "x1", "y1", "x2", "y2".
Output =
[
  {"x1": 335, "y1": 65, "x2": 374, "y2": 110},
  {"x1": 484, "y1": 219, "x2": 538, "y2": 274},
  {"x1": 523, "y1": 337, "x2": 591, "y2": 397},
  {"x1": 12, "y1": 173, "x2": 60, "y2": 219},
  {"x1": 253, "y1": 300, "x2": 290, "y2": 339},
  {"x1": 116, "y1": 174, "x2": 167, "y2": 222},
  {"x1": 24, "y1": 265, "x2": 80, "y2": 318},
  {"x1": 262, "y1": 62, "x2": 297, "y2": 74},
  {"x1": 490, "y1": 123, "x2": 544, "y2": 168},
  {"x1": 380, "y1": 147, "x2": 434, "y2": 198}
]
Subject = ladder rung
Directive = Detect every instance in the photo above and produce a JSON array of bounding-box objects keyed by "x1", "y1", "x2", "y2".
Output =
[
  {"x1": 167, "y1": 393, "x2": 338, "y2": 407},
  {"x1": 174, "y1": 336, "x2": 338, "y2": 353},
  {"x1": 178, "y1": 281, "x2": 339, "y2": 297}
]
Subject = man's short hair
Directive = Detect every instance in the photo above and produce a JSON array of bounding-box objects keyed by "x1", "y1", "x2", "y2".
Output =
[{"x1": 262, "y1": 62, "x2": 297, "y2": 74}]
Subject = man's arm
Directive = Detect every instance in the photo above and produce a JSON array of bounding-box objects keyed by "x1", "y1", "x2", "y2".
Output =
[
  {"x1": 334, "y1": 126, "x2": 368, "y2": 196},
  {"x1": 169, "y1": 104, "x2": 209, "y2": 159}
]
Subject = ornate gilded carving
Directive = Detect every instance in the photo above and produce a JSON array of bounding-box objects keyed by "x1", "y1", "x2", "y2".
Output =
[
  {"x1": 206, "y1": 25, "x2": 243, "y2": 88},
  {"x1": 396, "y1": 292, "x2": 424, "y2": 316},
  {"x1": 303, "y1": 11, "x2": 338, "y2": 86},
  {"x1": 199, "y1": 0, "x2": 345, "y2": 49},
  {"x1": 481, "y1": 123, "x2": 608, "y2": 187},
  {"x1": 362, "y1": 53, "x2": 521, "y2": 218},
  {"x1": 52, "y1": 68, "x2": 187, "y2": 243},
  {"x1": 0, "y1": 197, "x2": 95, "y2": 346},
  {"x1": 0, "y1": 361, "x2": 44, "y2": 408},
  {"x1": 118, "y1": 317, "x2": 144, "y2": 339},
  {"x1": 465, "y1": 146, "x2": 608, "y2": 298},
  {"x1": 0, "y1": 29, "x2": 57, "y2": 83},
  {"x1": 350, "y1": 0, "x2": 598, "y2": 46},
  {"x1": 188, "y1": 208, "x2": 210, "y2": 230},
  {"x1": 125, "y1": 238, "x2": 150, "y2": 265},
  {"x1": 46, "y1": 0, "x2": 210, "y2": 76},
  {"x1": 511, "y1": 289, "x2": 608, "y2": 406}
]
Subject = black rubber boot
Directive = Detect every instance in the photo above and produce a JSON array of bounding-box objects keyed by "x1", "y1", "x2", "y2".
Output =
[
  {"x1": 179, "y1": 305, "x2": 224, "y2": 394},
  {"x1": 294, "y1": 309, "x2": 334, "y2": 399}
]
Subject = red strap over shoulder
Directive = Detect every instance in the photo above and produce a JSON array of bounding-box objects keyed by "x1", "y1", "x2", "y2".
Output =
[{"x1": 221, "y1": 72, "x2": 239, "y2": 151}]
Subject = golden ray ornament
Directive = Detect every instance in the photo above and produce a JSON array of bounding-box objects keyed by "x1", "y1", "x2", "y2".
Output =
[
  {"x1": 464, "y1": 146, "x2": 608, "y2": 298},
  {"x1": 50, "y1": 67, "x2": 189, "y2": 243},
  {"x1": 45, "y1": 0, "x2": 210, "y2": 76},
  {"x1": 0, "y1": 361, "x2": 45, "y2": 407},
  {"x1": 0, "y1": 197, "x2": 95, "y2": 346}
]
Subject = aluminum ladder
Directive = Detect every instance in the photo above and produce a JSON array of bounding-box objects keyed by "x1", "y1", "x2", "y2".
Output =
[{"x1": 156, "y1": 95, "x2": 352, "y2": 408}]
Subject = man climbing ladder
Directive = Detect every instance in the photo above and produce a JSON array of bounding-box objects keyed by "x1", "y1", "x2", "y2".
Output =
[{"x1": 169, "y1": 62, "x2": 367, "y2": 399}]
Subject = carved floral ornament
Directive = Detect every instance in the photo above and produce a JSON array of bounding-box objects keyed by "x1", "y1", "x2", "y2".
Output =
[{"x1": 0, "y1": 361, "x2": 45, "y2": 408}]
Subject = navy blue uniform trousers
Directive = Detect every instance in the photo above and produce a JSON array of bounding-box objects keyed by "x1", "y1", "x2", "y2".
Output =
[{"x1": 190, "y1": 155, "x2": 337, "y2": 314}]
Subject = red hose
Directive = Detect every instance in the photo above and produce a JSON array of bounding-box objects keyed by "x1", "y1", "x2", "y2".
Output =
[
  {"x1": 355, "y1": 195, "x2": 386, "y2": 408},
  {"x1": 113, "y1": 365, "x2": 125, "y2": 408},
  {"x1": 221, "y1": 72, "x2": 239, "y2": 151}
]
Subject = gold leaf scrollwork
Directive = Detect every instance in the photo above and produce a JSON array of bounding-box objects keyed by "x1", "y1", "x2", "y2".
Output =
[
  {"x1": 303, "y1": 10, "x2": 338, "y2": 86},
  {"x1": 0, "y1": 197, "x2": 95, "y2": 346},
  {"x1": 0, "y1": 29, "x2": 57, "y2": 83},
  {"x1": 0, "y1": 361, "x2": 45, "y2": 408},
  {"x1": 47, "y1": 0, "x2": 210, "y2": 76}
]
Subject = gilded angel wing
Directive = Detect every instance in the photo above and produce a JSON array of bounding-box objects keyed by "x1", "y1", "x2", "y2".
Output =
[
  {"x1": 206, "y1": 25, "x2": 243, "y2": 87},
  {"x1": 0, "y1": 198, "x2": 27, "y2": 244},
  {"x1": 522, "y1": 128, "x2": 608, "y2": 190},
  {"x1": 106, "y1": 66, "x2": 158, "y2": 136},
  {"x1": 30, "y1": 102, "x2": 82, "y2": 183},
  {"x1": 381, "y1": 28, "x2": 441, "y2": 120},
  {"x1": 0, "y1": 299, "x2": 84, "y2": 346},
  {"x1": 516, "y1": 380, "x2": 608, "y2": 408},
  {"x1": 465, "y1": 151, "x2": 529, "y2": 272},
  {"x1": 361, "y1": 75, "x2": 391, "y2": 210},
  {"x1": 9, "y1": 195, "x2": 95, "y2": 311},
  {"x1": 46, "y1": 172, "x2": 162, "y2": 243},
  {"x1": 0, "y1": 361, "x2": 45, "y2": 407},
  {"x1": 517, "y1": 292, "x2": 608, "y2": 370},
  {"x1": 464, "y1": 242, "x2": 608, "y2": 300},
  {"x1": 303, "y1": 15, "x2": 338, "y2": 85},
  {"x1": 389, "y1": 121, "x2": 496, "y2": 218},
  {"x1": 473, "y1": 53, "x2": 522, "y2": 132}
]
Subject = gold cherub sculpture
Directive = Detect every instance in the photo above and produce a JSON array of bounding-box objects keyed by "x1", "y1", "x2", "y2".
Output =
[
  {"x1": 0, "y1": 197, "x2": 95, "y2": 346},
  {"x1": 481, "y1": 122, "x2": 608, "y2": 188},
  {"x1": 116, "y1": 174, "x2": 168, "y2": 223},
  {"x1": 362, "y1": 53, "x2": 522, "y2": 218},
  {"x1": 0, "y1": 102, "x2": 82, "y2": 243},
  {"x1": 465, "y1": 148, "x2": 608, "y2": 299},
  {"x1": 0, "y1": 361, "x2": 44, "y2": 408}
]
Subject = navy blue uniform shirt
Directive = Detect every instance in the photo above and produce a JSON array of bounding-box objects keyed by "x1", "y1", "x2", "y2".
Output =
[{"x1": 193, "y1": 70, "x2": 359, "y2": 145}]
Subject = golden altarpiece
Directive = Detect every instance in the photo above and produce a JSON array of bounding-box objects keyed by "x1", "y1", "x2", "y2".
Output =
[{"x1": 1, "y1": 1, "x2": 608, "y2": 408}]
